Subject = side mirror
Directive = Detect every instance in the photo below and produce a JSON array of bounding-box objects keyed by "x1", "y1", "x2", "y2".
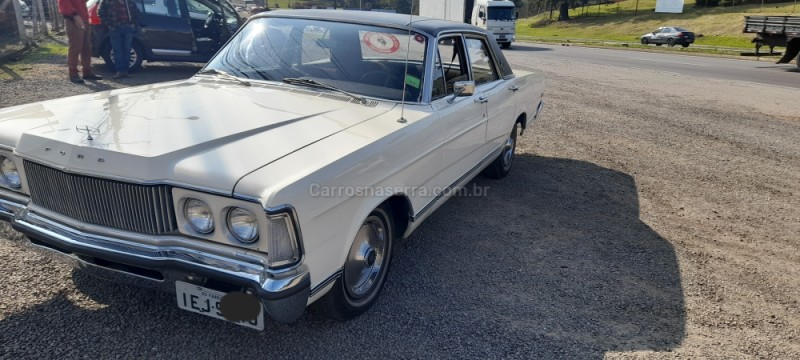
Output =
[
  {"x1": 515, "y1": 11, "x2": 519, "y2": 20},
  {"x1": 448, "y1": 81, "x2": 476, "y2": 103},
  {"x1": 479, "y1": 11, "x2": 485, "y2": 19}
]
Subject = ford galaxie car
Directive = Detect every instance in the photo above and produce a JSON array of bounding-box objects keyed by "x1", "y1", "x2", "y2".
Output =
[{"x1": 0, "y1": 10, "x2": 544, "y2": 328}]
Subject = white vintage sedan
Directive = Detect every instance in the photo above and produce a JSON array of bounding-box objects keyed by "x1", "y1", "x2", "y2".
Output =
[{"x1": 0, "y1": 10, "x2": 544, "y2": 328}]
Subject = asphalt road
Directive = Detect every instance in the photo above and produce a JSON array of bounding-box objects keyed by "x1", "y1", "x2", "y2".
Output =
[{"x1": 511, "y1": 42, "x2": 800, "y2": 89}]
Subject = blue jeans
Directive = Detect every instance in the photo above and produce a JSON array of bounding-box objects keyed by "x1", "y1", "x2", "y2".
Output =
[{"x1": 109, "y1": 24, "x2": 135, "y2": 73}]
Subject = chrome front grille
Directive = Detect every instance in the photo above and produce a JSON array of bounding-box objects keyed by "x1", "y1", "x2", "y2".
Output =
[{"x1": 23, "y1": 160, "x2": 177, "y2": 235}]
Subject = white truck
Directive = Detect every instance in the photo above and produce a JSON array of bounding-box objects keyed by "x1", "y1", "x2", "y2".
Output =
[{"x1": 420, "y1": 0, "x2": 517, "y2": 49}]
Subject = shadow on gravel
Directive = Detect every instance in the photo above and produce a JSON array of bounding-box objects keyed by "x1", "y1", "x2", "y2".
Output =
[{"x1": 0, "y1": 155, "x2": 685, "y2": 359}]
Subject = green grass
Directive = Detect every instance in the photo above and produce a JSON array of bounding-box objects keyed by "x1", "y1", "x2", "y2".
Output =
[
  {"x1": 0, "y1": 41, "x2": 68, "y2": 80},
  {"x1": 518, "y1": 0, "x2": 800, "y2": 49}
]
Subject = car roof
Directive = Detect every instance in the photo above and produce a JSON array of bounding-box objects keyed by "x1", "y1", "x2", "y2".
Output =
[{"x1": 255, "y1": 9, "x2": 488, "y2": 37}]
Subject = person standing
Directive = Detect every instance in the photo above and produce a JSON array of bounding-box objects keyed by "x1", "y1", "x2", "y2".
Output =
[
  {"x1": 98, "y1": 0, "x2": 141, "y2": 79},
  {"x1": 58, "y1": 0, "x2": 103, "y2": 83}
]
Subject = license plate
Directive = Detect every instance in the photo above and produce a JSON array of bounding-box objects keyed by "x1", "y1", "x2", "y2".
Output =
[
  {"x1": 499, "y1": 35, "x2": 507, "y2": 39},
  {"x1": 175, "y1": 281, "x2": 264, "y2": 330}
]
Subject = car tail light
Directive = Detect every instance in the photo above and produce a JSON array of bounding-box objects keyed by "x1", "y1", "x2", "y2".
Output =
[
  {"x1": 88, "y1": 2, "x2": 101, "y2": 25},
  {"x1": 677, "y1": 32, "x2": 685, "y2": 37}
]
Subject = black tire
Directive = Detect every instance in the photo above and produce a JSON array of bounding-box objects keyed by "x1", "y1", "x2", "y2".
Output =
[
  {"x1": 641, "y1": 38, "x2": 648, "y2": 45},
  {"x1": 667, "y1": 38, "x2": 676, "y2": 47},
  {"x1": 319, "y1": 205, "x2": 394, "y2": 321},
  {"x1": 796, "y1": 52, "x2": 799, "y2": 69},
  {"x1": 501, "y1": 42, "x2": 511, "y2": 49},
  {"x1": 681, "y1": 43, "x2": 690, "y2": 48},
  {"x1": 483, "y1": 122, "x2": 518, "y2": 179},
  {"x1": 101, "y1": 41, "x2": 144, "y2": 72}
]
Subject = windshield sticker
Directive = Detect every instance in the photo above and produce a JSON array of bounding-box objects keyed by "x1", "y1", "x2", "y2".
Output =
[
  {"x1": 414, "y1": 34, "x2": 425, "y2": 44},
  {"x1": 363, "y1": 32, "x2": 401, "y2": 54},
  {"x1": 405, "y1": 74, "x2": 421, "y2": 89}
]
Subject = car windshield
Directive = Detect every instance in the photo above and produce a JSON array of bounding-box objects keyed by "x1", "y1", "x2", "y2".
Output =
[
  {"x1": 674, "y1": 27, "x2": 689, "y2": 32},
  {"x1": 488, "y1": 7, "x2": 515, "y2": 21},
  {"x1": 204, "y1": 17, "x2": 429, "y2": 102}
]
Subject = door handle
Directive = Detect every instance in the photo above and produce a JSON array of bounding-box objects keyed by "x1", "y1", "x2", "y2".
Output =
[
  {"x1": 509, "y1": 85, "x2": 519, "y2": 92},
  {"x1": 475, "y1": 96, "x2": 489, "y2": 104}
]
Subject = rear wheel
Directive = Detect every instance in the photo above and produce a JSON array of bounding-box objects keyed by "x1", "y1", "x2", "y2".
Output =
[
  {"x1": 681, "y1": 43, "x2": 690, "y2": 48},
  {"x1": 667, "y1": 38, "x2": 676, "y2": 47},
  {"x1": 101, "y1": 41, "x2": 144, "y2": 72},
  {"x1": 319, "y1": 205, "x2": 394, "y2": 320},
  {"x1": 483, "y1": 123, "x2": 518, "y2": 179}
]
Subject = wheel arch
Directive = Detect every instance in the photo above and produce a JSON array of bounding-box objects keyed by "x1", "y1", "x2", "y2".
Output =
[
  {"x1": 384, "y1": 194, "x2": 412, "y2": 240},
  {"x1": 516, "y1": 112, "x2": 527, "y2": 135}
]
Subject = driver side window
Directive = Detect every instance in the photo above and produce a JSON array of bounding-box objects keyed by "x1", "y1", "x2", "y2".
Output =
[
  {"x1": 141, "y1": 0, "x2": 182, "y2": 17},
  {"x1": 433, "y1": 35, "x2": 469, "y2": 100}
]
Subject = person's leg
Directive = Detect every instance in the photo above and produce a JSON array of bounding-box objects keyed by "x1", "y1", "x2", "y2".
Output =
[
  {"x1": 109, "y1": 27, "x2": 125, "y2": 75},
  {"x1": 120, "y1": 25, "x2": 135, "y2": 75},
  {"x1": 80, "y1": 25, "x2": 101, "y2": 79},
  {"x1": 64, "y1": 18, "x2": 82, "y2": 82}
]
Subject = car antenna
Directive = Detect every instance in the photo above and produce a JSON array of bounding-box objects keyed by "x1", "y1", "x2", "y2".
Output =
[{"x1": 398, "y1": 0, "x2": 416, "y2": 124}]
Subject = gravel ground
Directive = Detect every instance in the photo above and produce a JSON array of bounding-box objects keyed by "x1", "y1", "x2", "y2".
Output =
[{"x1": 1, "y1": 44, "x2": 799, "y2": 359}]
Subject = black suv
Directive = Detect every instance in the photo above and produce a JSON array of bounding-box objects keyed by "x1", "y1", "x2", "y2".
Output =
[{"x1": 87, "y1": 0, "x2": 243, "y2": 70}]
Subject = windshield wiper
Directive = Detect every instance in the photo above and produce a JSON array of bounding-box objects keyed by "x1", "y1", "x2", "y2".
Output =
[
  {"x1": 282, "y1": 77, "x2": 367, "y2": 105},
  {"x1": 197, "y1": 69, "x2": 251, "y2": 87}
]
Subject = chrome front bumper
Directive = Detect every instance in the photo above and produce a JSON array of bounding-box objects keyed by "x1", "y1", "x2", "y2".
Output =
[{"x1": 0, "y1": 192, "x2": 310, "y2": 324}]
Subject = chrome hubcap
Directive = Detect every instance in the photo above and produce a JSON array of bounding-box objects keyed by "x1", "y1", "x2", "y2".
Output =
[
  {"x1": 110, "y1": 48, "x2": 137, "y2": 67},
  {"x1": 502, "y1": 135, "x2": 515, "y2": 171},
  {"x1": 344, "y1": 216, "x2": 387, "y2": 299}
]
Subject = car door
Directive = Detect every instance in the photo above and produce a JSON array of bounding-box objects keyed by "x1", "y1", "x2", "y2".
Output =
[
  {"x1": 659, "y1": 27, "x2": 671, "y2": 43},
  {"x1": 186, "y1": 0, "x2": 239, "y2": 57},
  {"x1": 431, "y1": 34, "x2": 489, "y2": 188},
  {"x1": 135, "y1": 0, "x2": 194, "y2": 57},
  {"x1": 464, "y1": 35, "x2": 515, "y2": 151}
]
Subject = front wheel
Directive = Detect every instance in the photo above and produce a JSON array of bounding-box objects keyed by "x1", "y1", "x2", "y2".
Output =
[
  {"x1": 319, "y1": 205, "x2": 394, "y2": 320},
  {"x1": 483, "y1": 123, "x2": 518, "y2": 179},
  {"x1": 641, "y1": 38, "x2": 649, "y2": 45}
]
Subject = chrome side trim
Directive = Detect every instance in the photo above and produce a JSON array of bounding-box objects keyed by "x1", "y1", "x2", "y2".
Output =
[
  {"x1": 412, "y1": 144, "x2": 504, "y2": 222},
  {"x1": 310, "y1": 268, "x2": 343, "y2": 297},
  {"x1": 151, "y1": 48, "x2": 192, "y2": 57}
]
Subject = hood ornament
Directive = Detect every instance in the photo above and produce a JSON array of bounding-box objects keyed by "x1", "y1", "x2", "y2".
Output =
[{"x1": 76, "y1": 126, "x2": 100, "y2": 141}]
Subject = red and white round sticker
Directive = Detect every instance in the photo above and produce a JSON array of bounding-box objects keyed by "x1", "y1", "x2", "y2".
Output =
[{"x1": 363, "y1": 32, "x2": 401, "y2": 54}]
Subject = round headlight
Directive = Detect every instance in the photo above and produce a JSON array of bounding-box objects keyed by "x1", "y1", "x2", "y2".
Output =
[
  {"x1": 0, "y1": 156, "x2": 21, "y2": 189},
  {"x1": 227, "y1": 207, "x2": 259, "y2": 244},
  {"x1": 184, "y1": 198, "x2": 214, "y2": 234}
]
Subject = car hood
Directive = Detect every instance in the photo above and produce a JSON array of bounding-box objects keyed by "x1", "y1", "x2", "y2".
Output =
[{"x1": 0, "y1": 78, "x2": 392, "y2": 194}]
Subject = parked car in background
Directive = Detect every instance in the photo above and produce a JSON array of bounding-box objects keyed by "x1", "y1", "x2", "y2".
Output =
[
  {"x1": 87, "y1": 0, "x2": 243, "y2": 71},
  {"x1": 0, "y1": 10, "x2": 545, "y2": 328},
  {"x1": 641, "y1": 26, "x2": 695, "y2": 48}
]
